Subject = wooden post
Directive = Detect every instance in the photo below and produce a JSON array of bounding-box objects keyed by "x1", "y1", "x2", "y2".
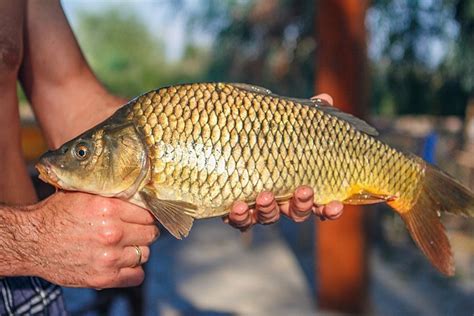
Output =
[{"x1": 315, "y1": 0, "x2": 369, "y2": 313}]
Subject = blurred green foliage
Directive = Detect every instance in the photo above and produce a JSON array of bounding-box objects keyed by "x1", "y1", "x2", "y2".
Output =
[
  {"x1": 17, "y1": 83, "x2": 26, "y2": 104},
  {"x1": 369, "y1": 0, "x2": 473, "y2": 116},
  {"x1": 72, "y1": 0, "x2": 314, "y2": 99},
  {"x1": 74, "y1": 8, "x2": 209, "y2": 98},
  {"x1": 189, "y1": 0, "x2": 315, "y2": 98},
  {"x1": 71, "y1": 0, "x2": 472, "y2": 115}
]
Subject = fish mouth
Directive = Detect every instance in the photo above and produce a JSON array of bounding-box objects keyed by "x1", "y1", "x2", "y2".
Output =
[{"x1": 35, "y1": 161, "x2": 62, "y2": 189}]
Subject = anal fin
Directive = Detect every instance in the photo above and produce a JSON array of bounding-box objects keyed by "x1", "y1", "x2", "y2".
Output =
[
  {"x1": 399, "y1": 198, "x2": 454, "y2": 276},
  {"x1": 387, "y1": 164, "x2": 474, "y2": 276},
  {"x1": 139, "y1": 188, "x2": 196, "y2": 239}
]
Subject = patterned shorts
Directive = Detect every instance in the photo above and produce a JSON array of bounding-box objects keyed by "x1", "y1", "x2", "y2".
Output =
[{"x1": 0, "y1": 277, "x2": 66, "y2": 315}]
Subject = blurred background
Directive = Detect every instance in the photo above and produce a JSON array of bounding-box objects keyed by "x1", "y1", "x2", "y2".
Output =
[{"x1": 20, "y1": 0, "x2": 473, "y2": 315}]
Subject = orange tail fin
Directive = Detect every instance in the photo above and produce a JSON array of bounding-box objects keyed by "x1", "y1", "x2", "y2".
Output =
[{"x1": 389, "y1": 165, "x2": 474, "y2": 276}]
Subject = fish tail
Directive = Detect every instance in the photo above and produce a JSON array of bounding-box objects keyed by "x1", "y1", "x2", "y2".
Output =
[{"x1": 388, "y1": 164, "x2": 474, "y2": 276}]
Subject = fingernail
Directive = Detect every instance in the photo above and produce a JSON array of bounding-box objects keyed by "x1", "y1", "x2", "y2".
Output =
[
  {"x1": 257, "y1": 191, "x2": 274, "y2": 208},
  {"x1": 232, "y1": 201, "x2": 249, "y2": 216},
  {"x1": 324, "y1": 201, "x2": 343, "y2": 220},
  {"x1": 295, "y1": 186, "x2": 313, "y2": 203},
  {"x1": 257, "y1": 199, "x2": 278, "y2": 214},
  {"x1": 230, "y1": 203, "x2": 253, "y2": 227},
  {"x1": 311, "y1": 93, "x2": 333, "y2": 105}
]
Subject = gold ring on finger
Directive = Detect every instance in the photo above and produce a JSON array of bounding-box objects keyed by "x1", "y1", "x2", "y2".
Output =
[{"x1": 133, "y1": 245, "x2": 142, "y2": 267}]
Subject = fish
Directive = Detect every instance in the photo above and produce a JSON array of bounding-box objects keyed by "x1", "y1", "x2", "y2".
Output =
[{"x1": 36, "y1": 82, "x2": 473, "y2": 276}]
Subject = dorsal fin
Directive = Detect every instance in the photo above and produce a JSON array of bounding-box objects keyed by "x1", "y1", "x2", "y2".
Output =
[
  {"x1": 230, "y1": 83, "x2": 378, "y2": 136},
  {"x1": 274, "y1": 95, "x2": 379, "y2": 137},
  {"x1": 230, "y1": 83, "x2": 272, "y2": 95},
  {"x1": 311, "y1": 98, "x2": 379, "y2": 136}
]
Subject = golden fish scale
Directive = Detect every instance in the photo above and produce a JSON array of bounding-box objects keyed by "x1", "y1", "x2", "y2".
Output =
[{"x1": 125, "y1": 83, "x2": 424, "y2": 218}]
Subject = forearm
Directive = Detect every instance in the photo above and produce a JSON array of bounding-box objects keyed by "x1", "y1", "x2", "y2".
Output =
[
  {"x1": 0, "y1": 205, "x2": 40, "y2": 277},
  {"x1": 0, "y1": 81, "x2": 37, "y2": 205},
  {"x1": 20, "y1": 0, "x2": 123, "y2": 148}
]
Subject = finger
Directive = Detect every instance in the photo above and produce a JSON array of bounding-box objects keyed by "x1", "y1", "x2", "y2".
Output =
[
  {"x1": 288, "y1": 186, "x2": 314, "y2": 222},
  {"x1": 119, "y1": 246, "x2": 150, "y2": 268},
  {"x1": 119, "y1": 205, "x2": 156, "y2": 225},
  {"x1": 279, "y1": 201, "x2": 291, "y2": 218},
  {"x1": 321, "y1": 201, "x2": 344, "y2": 220},
  {"x1": 120, "y1": 224, "x2": 160, "y2": 246},
  {"x1": 255, "y1": 191, "x2": 280, "y2": 224},
  {"x1": 311, "y1": 93, "x2": 334, "y2": 105},
  {"x1": 228, "y1": 201, "x2": 253, "y2": 227},
  {"x1": 314, "y1": 205, "x2": 326, "y2": 217},
  {"x1": 114, "y1": 267, "x2": 145, "y2": 288},
  {"x1": 292, "y1": 186, "x2": 314, "y2": 209}
]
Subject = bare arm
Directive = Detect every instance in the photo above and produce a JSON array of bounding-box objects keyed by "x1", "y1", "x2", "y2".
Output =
[
  {"x1": 0, "y1": 0, "x2": 37, "y2": 204},
  {"x1": 19, "y1": 0, "x2": 123, "y2": 148}
]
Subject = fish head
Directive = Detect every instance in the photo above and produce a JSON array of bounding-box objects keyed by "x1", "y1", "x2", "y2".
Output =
[{"x1": 36, "y1": 123, "x2": 149, "y2": 198}]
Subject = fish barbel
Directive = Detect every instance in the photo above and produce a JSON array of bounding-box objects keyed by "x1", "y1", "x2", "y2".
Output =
[{"x1": 36, "y1": 82, "x2": 473, "y2": 275}]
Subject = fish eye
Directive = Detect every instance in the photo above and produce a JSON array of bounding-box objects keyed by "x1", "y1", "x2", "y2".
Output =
[{"x1": 74, "y1": 143, "x2": 90, "y2": 160}]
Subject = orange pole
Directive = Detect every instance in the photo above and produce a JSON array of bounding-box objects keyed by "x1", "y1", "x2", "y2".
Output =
[{"x1": 315, "y1": 0, "x2": 369, "y2": 313}]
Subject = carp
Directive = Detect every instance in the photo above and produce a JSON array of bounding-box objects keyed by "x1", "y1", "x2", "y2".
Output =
[{"x1": 36, "y1": 82, "x2": 474, "y2": 275}]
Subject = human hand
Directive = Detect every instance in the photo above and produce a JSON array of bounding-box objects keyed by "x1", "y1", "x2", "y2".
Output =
[
  {"x1": 27, "y1": 191, "x2": 159, "y2": 288},
  {"x1": 224, "y1": 93, "x2": 344, "y2": 231}
]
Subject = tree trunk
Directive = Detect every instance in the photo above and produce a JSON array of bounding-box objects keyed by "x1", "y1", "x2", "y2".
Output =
[{"x1": 315, "y1": 0, "x2": 369, "y2": 313}]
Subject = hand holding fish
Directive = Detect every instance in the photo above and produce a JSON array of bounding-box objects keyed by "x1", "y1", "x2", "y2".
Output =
[
  {"x1": 27, "y1": 191, "x2": 159, "y2": 288},
  {"x1": 224, "y1": 94, "x2": 344, "y2": 231},
  {"x1": 225, "y1": 187, "x2": 344, "y2": 231}
]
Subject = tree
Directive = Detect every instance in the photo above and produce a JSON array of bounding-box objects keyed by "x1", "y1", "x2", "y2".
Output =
[
  {"x1": 369, "y1": 0, "x2": 473, "y2": 116},
  {"x1": 191, "y1": 0, "x2": 316, "y2": 98},
  {"x1": 74, "y1": 8, "x2": 209, "y2": 98}
]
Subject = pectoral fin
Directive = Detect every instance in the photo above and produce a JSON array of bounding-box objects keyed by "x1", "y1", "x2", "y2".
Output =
[
  {"x1": 344, "y1": 191, "x2": 397, "y2": 205},
  {"x1": 139, "y1": 188, "x2": 197, "y2": 239}
]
